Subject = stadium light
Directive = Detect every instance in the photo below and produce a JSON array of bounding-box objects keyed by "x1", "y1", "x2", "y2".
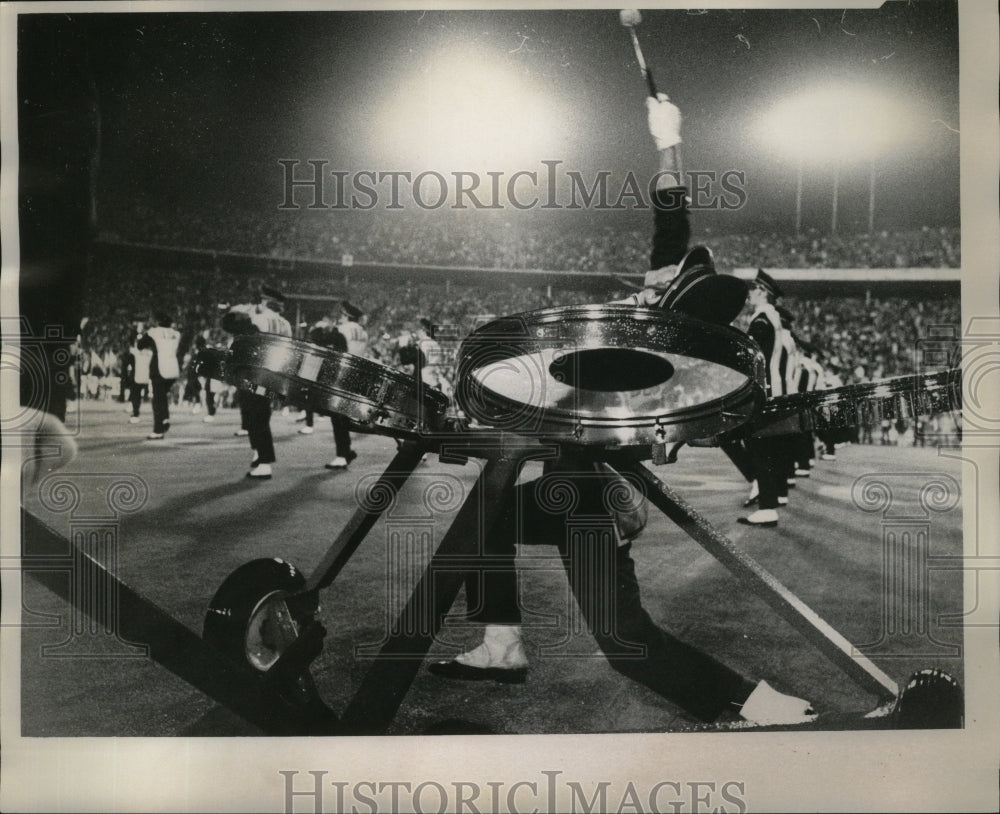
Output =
[
  {"x1": 760, "y1": 83, "x2": 909, "y2": 163},
  {"x1": 375, "y1": 46, "x2": 565, "y2": 174},
  {"x1": 758, "y1": 83, "x2": 914, "y2": 234}
]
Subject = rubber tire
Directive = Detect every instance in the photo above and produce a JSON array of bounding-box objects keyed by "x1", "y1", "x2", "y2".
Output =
[{"x1": 203, "y1": 558, "x2": 317, "y2": 672}]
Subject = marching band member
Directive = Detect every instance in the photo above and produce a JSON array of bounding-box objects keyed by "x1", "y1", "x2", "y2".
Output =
[
  {"x1": 792, "y1": 337, "x2": 824, "y2": 476},
  {"x1": 307, "y1": 307, "x2": 358, "y2": 471},
  {"x1": 819, "y1": 360, "x2": 846, "y2": 459},
  {"x1": 738, "y1": 270, "x2": 788, "y2": 526},
  {"x1": 413, "y1": 318, "x2": 454, "y2": 398},
  {"x1": 137, "y1": 312, "x2": 181, "y2": 440},
  {"x1": 193, "y1": 331, "x2": 220, "y2": 423},
  {"x1": 222, "y1": 285, "x2": 292, "y2": 479},
  {"x1": 776, "y1": 303, "x2": 801, "y2": 493},
  {"x1": 339, "y1": 300, "x2": 369, "y2": 357},
  {"x1": 125, "y1": 328, "x2": 153, "y2": 424}
]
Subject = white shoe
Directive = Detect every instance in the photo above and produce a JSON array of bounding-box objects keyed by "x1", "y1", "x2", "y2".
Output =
[
  {"x1": 203, "y1": 414, "x2": 215, "y2": 423},
  {"x1": 325, "y1": 456, "x2": 348, "y2": 470},
  {"x1": 737, "y1": 509, "x2": 778, "y2": 527},
  {"x1": 777, "y1": 496, "x2": 789, "y2": 506},
  {"x1": 234, "y1": 429, "x2": 249, "y2": 437},
  {"x1": 129, "y1": 416, "x2": 140, "y2": 424},
  {"x1": 456, "y1": 625, "x2": 529, "y2": 670},
  {"x1": 739, "y1": 680, "x2": 817, "y2": 725},
  {"x1": 298, "y1": 426, "x2": 314, "y2": 435},
  {"x1": 428, "y1": 625, "x2": 529, "y2": 683},
  {"x1": 794, "y1": 469, "x2": 810, "y2": 477},
  {"x1": 246, "y1": 463, "x2": 272, "y2": 479},
  {"x1": 294, "y1": 411, "x2": 308, "y2": 423},
  {"x1": 146, "y1": 432, "x2": 165, "y2": 440},
  {"x1": 743, "y1": 480, "x2": 759, "y2": 508},
  {"x1": 821, "y1": 453, "x2": 836, "y2": 461}
]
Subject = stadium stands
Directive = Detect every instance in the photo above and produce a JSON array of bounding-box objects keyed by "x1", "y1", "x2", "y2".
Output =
[{"x1": 78, "y1": 203, "x2": 961, "y2": 446}]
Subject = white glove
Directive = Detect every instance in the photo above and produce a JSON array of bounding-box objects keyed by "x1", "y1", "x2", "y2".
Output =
[{"x1": 646, "y1": 93, "x2": 682, "y2": 150}]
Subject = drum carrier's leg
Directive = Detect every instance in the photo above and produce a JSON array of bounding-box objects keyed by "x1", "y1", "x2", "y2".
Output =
[
  {"x1": 614, "y1": 459, "x2": 899, "y2": 704},
  {"x1": 339, "y1": 447, "x2": 528, "y2": 734}
]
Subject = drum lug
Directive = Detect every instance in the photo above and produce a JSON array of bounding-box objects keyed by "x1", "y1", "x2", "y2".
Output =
[{"x1": 651, "y1": 425, "x2": 668, "y2": 465}]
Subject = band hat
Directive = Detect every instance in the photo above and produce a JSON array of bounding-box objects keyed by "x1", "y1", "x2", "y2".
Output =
[
  {"x1": 341, "y1": 300, "x2": 364, "y2": 320},
  {"x1": 796, "y1": 336, "x2": 819, "y2": 355},
  {"x1": 260, "y1": 285, "x2": 287, "y2": 308},
  {"x1": 776, "y1": 304, "x2": 795, "y2": 327},
  {"x1": 654, "y1": 245, "x2": 748, "y2": 326},
  {"x1": 750, "y1": 268, "x2": 784, "y2": 300}
]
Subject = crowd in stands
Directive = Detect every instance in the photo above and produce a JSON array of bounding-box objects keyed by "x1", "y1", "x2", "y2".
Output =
[
  {"x1": 72, "y1": 201, "x2": 961, "y2": 444},
  {"x1": 76, "y1": 259, "x2": 958, "y2": 398},
  {"x1": 99, "y1": 201, "x2": 960, "y2": 273}
]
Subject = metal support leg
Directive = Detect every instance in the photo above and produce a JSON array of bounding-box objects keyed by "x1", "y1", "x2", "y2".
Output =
[{"x1": 618, "y1": 461, "x2": 899, "y2": 702}]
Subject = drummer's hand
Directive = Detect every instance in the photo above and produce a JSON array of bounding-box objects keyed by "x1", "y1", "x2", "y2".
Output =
[
  {"x1": 636, "y1": 288, "x2": 665, "y2": 307},
  {"x1": 647, "y1": 93, "x2": 681, "y2": 150},
  {"x1": 607, "y1": 288, "x2": 662, "y2": 308}
]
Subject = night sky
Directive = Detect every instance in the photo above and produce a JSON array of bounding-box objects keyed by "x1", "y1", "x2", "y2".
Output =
[{"x1": 22, "y1": 4, "x2": 960, "y2": 234}]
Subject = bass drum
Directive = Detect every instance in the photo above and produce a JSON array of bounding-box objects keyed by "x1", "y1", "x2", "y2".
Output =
[
  {"x1": 456, "y1": 304, "x2": 765, "y2": 451},
  {"x1": 228, "y1": 334, "x2": 450, "y2": 438}
]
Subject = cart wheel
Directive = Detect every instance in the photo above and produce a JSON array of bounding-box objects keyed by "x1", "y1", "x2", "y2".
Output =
[
  {"x1": 204, "y1": 558, "x2": 318, "y2": 672},
  {"x1": 894, "y1": 669, "x2": 963, "y2": 729}
]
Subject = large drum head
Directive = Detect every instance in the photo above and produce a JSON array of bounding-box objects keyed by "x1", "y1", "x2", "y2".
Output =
[
  {"x1": 457, "y1": 305, "x2": 765, "y2": 449},
  {"x1": 228, "y1": 335, "x2": 449, "y2": 438}
]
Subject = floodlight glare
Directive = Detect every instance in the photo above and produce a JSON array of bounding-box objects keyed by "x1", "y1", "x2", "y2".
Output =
[
  {"x1": 759, "y1": 83, "x2": 913, "y2": 165},
  {"x1": 377, "y1": 47, "x2": 564, "y2": 172}
]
